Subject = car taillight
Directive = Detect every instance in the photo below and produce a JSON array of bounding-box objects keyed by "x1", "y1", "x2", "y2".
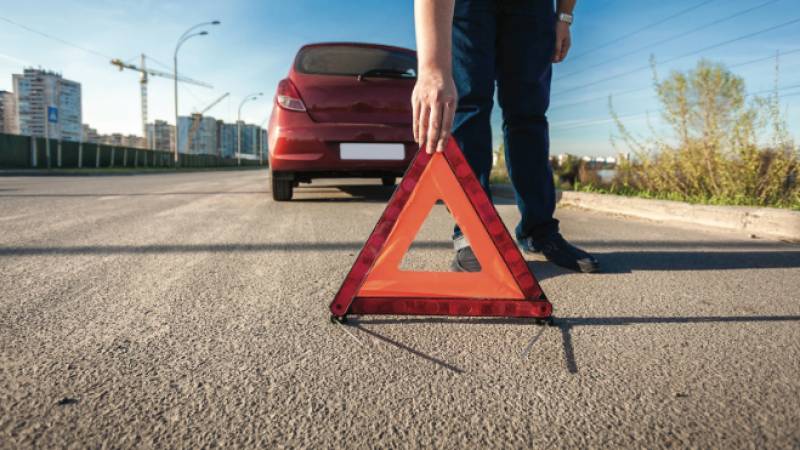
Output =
[{"x1": 276, "y1": 79, "x2": 307, "y2": 112}]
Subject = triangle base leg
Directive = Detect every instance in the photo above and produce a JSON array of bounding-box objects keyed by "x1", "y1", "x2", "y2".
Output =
[{"x1": 347, "y1": 297, "x2": 552, "y2": 319}]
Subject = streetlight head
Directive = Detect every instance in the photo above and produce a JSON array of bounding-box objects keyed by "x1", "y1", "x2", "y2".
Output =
[
  {"x1": 212, "y1": 20, "x2": 221, "y2": 25},
  {"x1": 199, "y1": 31, "x2": 209, "y2": 36}
]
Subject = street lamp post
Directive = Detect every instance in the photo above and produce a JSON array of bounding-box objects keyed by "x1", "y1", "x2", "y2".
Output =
[
  {"x1": 173, "y1": 20, "x2": 220, "y2": 166},
  {"x1": 237, "y1": 92, "x2": 263, "y2": 166}
]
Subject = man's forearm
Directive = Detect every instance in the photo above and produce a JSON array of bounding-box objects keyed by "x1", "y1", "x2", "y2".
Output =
[
  {"x1": 414, "y1": 0, "x2": 455, "y2": 76},
  {"x1": 557, "y1": 0, "x2": 576, "y2": 14}
]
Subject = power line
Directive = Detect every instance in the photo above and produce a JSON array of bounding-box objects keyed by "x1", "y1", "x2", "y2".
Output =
[
  {"x1": 550, "y1": 86, "x2": 652, "y2": 112},
  {"x1": 147, "y1": 55, "x2": 173, "y2": 71},
  {"x1": 593, "y1": 0, "x2": 622, "y2": 10},
  {"x1": 0, "y1": 14, "x2": 112, "y2": 61},
  {"x1": 551, "y1": 112, "x2": 649, "y2": 130},
  {"x1": 567, "y1": 0, "x2": 718, "y2": 61},
  {"x1": 729, "y1": 48, "x2": 800, "y2": 69},
  {"x1": 551, "y1": 48, "x2": 800, "y2": 111},
  {"x1": 551, "y1": 82, "x2": 800, "y2": 131},
  {"x1": 559, "y1": 0, "x2": 779, "y2": 81},
  {"x1": 751, "y1": 83, "x2": 800, "y2": 96},
  {"x1": 552, "y1": 16, "x2": 800, "y2": 97}
]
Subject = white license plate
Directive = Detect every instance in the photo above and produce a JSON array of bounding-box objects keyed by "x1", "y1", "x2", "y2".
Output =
[{"x1": 340, "y1": 143, "x2": 405, "y2": 160}]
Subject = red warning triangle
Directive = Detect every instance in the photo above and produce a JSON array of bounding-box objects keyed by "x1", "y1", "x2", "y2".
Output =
[{"x1": 329, "y1": 139, "x2": 552, "y2": 320}]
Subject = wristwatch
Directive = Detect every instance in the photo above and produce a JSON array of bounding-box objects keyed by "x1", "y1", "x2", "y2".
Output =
[{"x1": 558, "y1": 12, "x2": 574, "y2": 25}]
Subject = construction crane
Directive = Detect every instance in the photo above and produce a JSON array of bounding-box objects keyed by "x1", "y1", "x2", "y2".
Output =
[
  {"x1": 186, "y1": 92, "x2": 230, "y2": 154},
  {"x1": 193, "y1": 92, "x2": 229, "y2": 115},
  {"x1": 110, "y1": 54, "x2": 213, "y2": 146}
]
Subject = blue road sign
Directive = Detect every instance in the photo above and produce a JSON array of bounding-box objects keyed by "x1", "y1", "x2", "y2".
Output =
[{"x1": 47, "y1": 106, "x2": 58, "y2": 123}]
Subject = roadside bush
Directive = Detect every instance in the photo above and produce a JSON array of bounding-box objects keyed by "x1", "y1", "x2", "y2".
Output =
[
  {"x1": 552, "y1": 154, "x2": 581, "y2": 188},
  {"x1": 490, "y1": 143, "x2": 510, "y2": 184},
  {"x1": 610, "y1": 59, "x2": 799, "y2": 210}
]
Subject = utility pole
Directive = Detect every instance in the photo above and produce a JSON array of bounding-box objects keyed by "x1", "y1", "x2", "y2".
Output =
[
  {"x1": 174, "y1": 20, "x2": 220, "y2": 166},
  {"x1": 140, "y1": 54, "x2": 148, "y2": 145},
  {"x1": 173, "y1": 52, "x2": 179, "y2": 164},
  {"x1": 237, "y1": 92, "x2": 263, "y2": 166}
]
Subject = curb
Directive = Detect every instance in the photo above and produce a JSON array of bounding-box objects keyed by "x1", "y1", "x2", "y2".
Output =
[{"x1": 491, "y1": 184, "x2": 800, "y2": 242}]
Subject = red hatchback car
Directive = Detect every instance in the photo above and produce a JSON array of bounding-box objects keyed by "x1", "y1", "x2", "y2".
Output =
[{"x1": 267, "y1": 42, "x2": 418, "y2": 201}]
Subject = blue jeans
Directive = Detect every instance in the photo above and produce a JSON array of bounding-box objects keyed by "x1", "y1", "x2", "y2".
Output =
[{"x1": 451, "y1": 0, "x2": 559, "y2": 242}]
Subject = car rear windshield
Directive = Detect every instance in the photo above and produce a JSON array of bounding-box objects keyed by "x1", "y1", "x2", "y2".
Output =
[{"x1": 295, "y1": 45, "x2": 417, "y2": 78}]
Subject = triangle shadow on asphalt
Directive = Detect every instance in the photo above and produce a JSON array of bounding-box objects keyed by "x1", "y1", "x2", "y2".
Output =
[{"x1": 350, "y1": 314, "x2": 800, "y2": 375}]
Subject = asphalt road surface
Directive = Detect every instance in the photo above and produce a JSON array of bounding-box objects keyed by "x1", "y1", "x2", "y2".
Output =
[{"x1": 1, "y1": 170, "x2": 799, "y2": 448}]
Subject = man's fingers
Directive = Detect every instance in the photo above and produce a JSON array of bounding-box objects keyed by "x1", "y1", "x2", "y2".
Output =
[
  {"x1": 412, "y1": 99, "x2": 420, "y2": 143},
  {"x1": 436, "y1": 102, "x2": 455, "y2": 152},
  {"x1": 426, "y1": 103, "x2": 443, "y2": 154},
  {"x1": 553, "y1": 39, "x2": 563, "y2": 62},
  {"x1": 561, "y1": 39, "x2": 571, "y2": 61},
  {"x1": 417, "y1": 105, "x2": 431, "y2": 153}
]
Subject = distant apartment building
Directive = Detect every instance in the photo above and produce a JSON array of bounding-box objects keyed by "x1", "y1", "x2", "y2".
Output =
[
  {"x1": 146, "y1": 120, "x2": 175, "y2": 152},
  {"x1": 178, "y1": 114, "x2": 219, "y2": 155},
  {"x1": 171, "y1": 115, "x2": 267, "y2": 157},
  {"x1": 0, "y1": 90, "x2": 17, "y2": 134},
  {"x1": 98, "y1": 133, "x2": 145, "y2": 148},
  {"x1": 238, "y1": 121, "x2": 255, "y2": 155},
  {"x1": 81, "y1": 124, "x2": 99, "y2": 143},
  {"x1": 217, "y1": 121, "x2": 237, "y2": 157},
  {"x1": 237, "y1": 121, "x2": 268, "y2": 156},
  {"x1": 12, "y1": 68, "x2": 82, "y2": 141}
]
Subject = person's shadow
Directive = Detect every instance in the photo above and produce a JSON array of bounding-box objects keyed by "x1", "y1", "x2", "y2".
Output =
[{"x1": 527, "y1": 240, "x2": 800, "y2": 281}]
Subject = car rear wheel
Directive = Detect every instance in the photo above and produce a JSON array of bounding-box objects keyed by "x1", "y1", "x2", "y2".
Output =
[
  {"x1": 271, "y1": 173, "x2": 294, "y2": 201},
  {"x1": 381, "y1": 176, "x2": 396, "y2": 187}
]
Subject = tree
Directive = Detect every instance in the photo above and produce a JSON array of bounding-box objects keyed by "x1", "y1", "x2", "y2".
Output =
[{"x1": 610, "y1": 59, "x2": 798, "y2": 209}]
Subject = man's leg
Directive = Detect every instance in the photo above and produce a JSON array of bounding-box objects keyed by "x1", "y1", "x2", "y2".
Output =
[
  {"x1": 449, "y1": 0, "x2": 497, "y2": 271},
  {"x1": 451, "y1": 0, "x2": 496, "y2": 197},
  {"x1": 495, "y1": 0, "x2": 558, "y2": 241},
  {"x1": 496, "y1": 0, "x2": 599, "y2": 272}
]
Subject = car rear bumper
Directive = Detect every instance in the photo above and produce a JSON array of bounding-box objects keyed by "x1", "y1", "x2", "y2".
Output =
[{"x1": 269, "y1": 114, "x2": 416, "y2": 174}]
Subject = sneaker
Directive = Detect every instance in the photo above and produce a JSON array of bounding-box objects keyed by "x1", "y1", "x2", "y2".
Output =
[
  {"x1": 519, "y1": 233, "x2": 600, "y2": 273},
  {"x1": 450, "y1": 246, "x2": 481, "y2": 272}
]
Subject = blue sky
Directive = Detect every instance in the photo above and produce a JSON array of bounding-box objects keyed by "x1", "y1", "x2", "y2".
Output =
[{"x1": 1, "y1": 0, "x2": 798, "y2": 156}]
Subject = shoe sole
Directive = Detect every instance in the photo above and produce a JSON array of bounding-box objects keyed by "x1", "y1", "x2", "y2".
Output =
[
  {"x1": 451, "y1": 257, "x2": 481, "y2": 273},
  {"x1": 578, "y1": 259, "x2": 601, "y2": 273},
  {"x1": 518, "y1": 241, "x2": 600, "y2": 273}
]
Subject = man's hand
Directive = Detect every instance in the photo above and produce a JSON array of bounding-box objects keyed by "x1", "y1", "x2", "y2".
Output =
[
  {"x1": 412, "y1": 72, "x2": 457, "y2": 154},
  {"x1": 413, "y1": 0, "x2": 457, "y2": 153},
  {"x1": 552, "y1": 21, "x2": 571, "y2": 63}
]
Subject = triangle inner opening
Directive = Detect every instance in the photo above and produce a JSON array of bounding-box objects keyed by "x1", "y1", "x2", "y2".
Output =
[{"x1": 398, "y1": 200, "x2": 482, "y2": 272}]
